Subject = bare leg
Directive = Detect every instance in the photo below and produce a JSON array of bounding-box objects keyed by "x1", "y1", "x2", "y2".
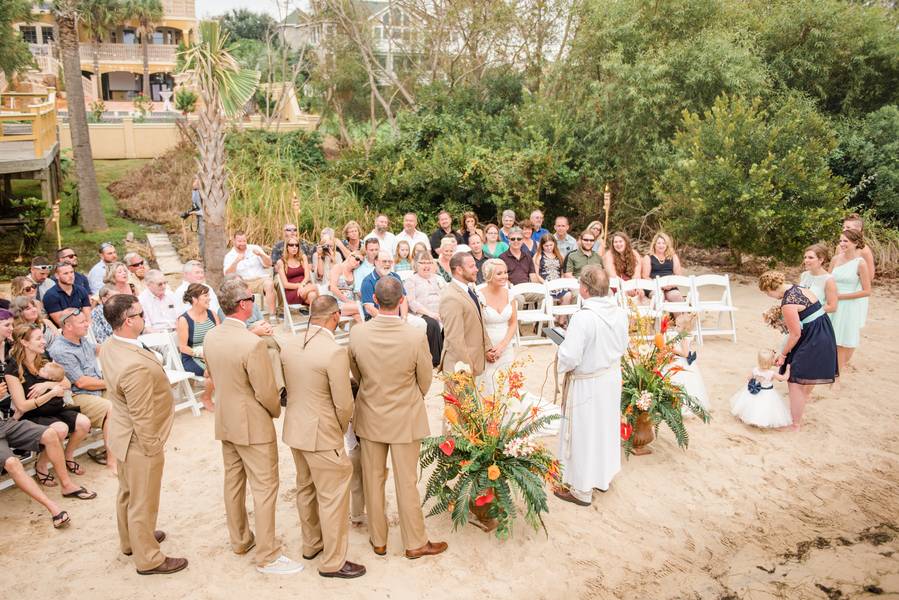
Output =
[
  {"x1": 263, "y1": 279, "x2": 276, "y2": 314},
  {"x1": 836, "y1": 346, "x2": 855, "y2": 374},
  {"x1": 665, "y1": 288, "x2": 685, "y2": 303},
  {"x1": 786, "y1": 382, "x2": 812, "y2": 431},
  {"x1": 201, "y1": 373, "x2": 215, "y2": 412},
  {"x1": 63, "y1": 414, "x2": 92, "y2": 467},
  {"x1": 40, "y1": 428, "x2": 86, "y2": 495},
  {"x1": 4, "y1": 456, "x2": 62, "y2": 517},
  {"x1": 37, "y1": 421, "x2": 68, "y2": 479}
]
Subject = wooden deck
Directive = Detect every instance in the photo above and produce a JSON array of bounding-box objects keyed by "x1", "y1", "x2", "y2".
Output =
[
  {"x1": 0, "y1": 139, "x2": 58, "y2": 175},
  {"x1": 0, "y1": 91, "x2": 61, "y2": 206}
]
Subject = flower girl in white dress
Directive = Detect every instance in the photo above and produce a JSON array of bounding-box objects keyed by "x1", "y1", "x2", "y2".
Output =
[
  {"x1": 730, "y1": 349, "x2": 792, "y2": 428},
  {"x1": 668, "y1": 312, "x2": 709, "y2": 415}
]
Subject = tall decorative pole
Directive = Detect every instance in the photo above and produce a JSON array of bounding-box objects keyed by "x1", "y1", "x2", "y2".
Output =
[{"x1": 602, "y1": 183, "x2": 611, "y2": 250}]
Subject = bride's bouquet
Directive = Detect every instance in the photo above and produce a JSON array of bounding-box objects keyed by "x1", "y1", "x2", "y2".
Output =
[{"x1": 762, "y1": 305, "x2": 788, "y2": 334}]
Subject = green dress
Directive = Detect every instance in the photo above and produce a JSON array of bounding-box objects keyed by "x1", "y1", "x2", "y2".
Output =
[{"x1": 828, "y1": 257, "x2": 867, "y2": 348}]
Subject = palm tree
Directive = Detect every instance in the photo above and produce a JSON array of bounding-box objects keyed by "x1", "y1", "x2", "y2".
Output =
[
  {"x1": 178, "y1": 21, "x2": 258, "y2": 287},
  {"x1": 81, "y1": 0, "x2": 123, "y2": 99},
  {"x1": 124, "y1": 0, "x2": 163, "y2": 99},
  {"x1": 53, "y1": 0, "x2": 108, "y2": 231}
]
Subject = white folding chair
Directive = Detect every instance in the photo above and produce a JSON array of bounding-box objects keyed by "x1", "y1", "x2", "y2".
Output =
[
  {"x1": 276, "y1": 277, "x2": 309, "y2": 335},
  {"x1": 509, "y1": 282, "x2": 553, "y2": 346},
  {"x1": 607, "y1": 276, "x2": 625, "y2": 308},
  {"x1": 138, "y1": 332, "x2": 203, "y2": 416},
  {"x1": 656, "y1": 275, "x2": 698, "y2": 315},
  {"x1": 621, "y1": 279, "x2": 662, "y2": 318},
  {"x1": 693, "y1": 274, "x2": 738, "y2": 343},
  {"x1": 544, "y1": 278, "x2": 581, "y2": 323}
]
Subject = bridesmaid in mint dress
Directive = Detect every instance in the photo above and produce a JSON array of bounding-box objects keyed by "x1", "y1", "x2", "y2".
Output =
[
  {"x1": 829, "y1": 229, "x2": 871, "y2": 374},
  {"x1": 800, "y1": 244, "x2": 837, "y2": 313}
]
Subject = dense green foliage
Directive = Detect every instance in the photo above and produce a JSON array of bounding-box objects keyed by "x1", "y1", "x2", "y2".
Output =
[
  {"x1": 219, "y1": 8, "x2": 277, "y2": 43},
  {"x1": 0, "y1": 0, "x2": 34, "y2": 77}
]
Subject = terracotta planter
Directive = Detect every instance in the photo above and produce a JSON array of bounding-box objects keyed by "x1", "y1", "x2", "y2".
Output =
[
  {"x1": 631, "y1": 411, "x2": 655, "y2": 455},
  {"x1": 469, "y1": 499, "x2": 499, "y2": 533}
]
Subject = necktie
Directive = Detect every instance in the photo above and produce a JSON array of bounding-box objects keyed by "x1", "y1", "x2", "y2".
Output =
[{"x1": 467, "y1": 288, "x2": 481, "y2": 313}]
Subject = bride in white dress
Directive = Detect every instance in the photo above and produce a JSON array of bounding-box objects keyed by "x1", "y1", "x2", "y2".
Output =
[{"x1": 478, "y1": 259, "x2": 517, "y2": 397}]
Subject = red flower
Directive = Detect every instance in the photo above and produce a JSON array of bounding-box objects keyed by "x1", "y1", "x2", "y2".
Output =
[
  {"x1": 653, "y1": 368, "x2": 665, "y2": 379},
  {"x1": 660, "y1": 316, "x2": 670, "y2": 333},
  {"x1": 439, "y1": 438, "x2": 455, "y2": 456},
  {"x1": 620, "y1": 422, "x2": 633, "y2": 441},
  {"x1": 443, "y1": 393, "x2": 460, "y2": 407},
  {"x1": 474, "y1": 488, "x2": 495, "y2": 506}
]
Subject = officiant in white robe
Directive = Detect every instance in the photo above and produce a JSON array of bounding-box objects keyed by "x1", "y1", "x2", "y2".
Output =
[{"x1": 555, "y1": 266, "x2": 629, "y2": 506}]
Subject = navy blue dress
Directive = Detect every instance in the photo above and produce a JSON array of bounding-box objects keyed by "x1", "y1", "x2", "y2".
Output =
[{"x1": 781, "y1": 286, "x2": 838, "y2": 385}]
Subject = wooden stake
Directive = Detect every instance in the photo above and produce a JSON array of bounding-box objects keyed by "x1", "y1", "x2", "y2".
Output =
[{"x1": 602, "y1": 183, "x2": 611, "y2": 250}]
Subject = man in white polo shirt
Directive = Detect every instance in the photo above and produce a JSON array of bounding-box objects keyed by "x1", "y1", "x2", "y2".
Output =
[
  {"x1": 223, "y1": 231, "x2": 275, "y2": 317},
  {"x1": 394, "y1": 212, "x2": 430, "y2": 255}
]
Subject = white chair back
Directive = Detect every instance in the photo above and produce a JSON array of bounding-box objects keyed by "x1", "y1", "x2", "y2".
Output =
[
  {"x1": 508, "y1": 282, "x2": 553, "y2": 346},
  {"x1": 276, "y1": 277, "x2": 309, "y2": 335},
  {"x1": 656, "y1": 275, "x2": 697, "y2": 315},
  {"x1": 693, "y1": 273, "x2": 737, "y2": 343},
  {"x1": 544, "y1": 277, "x2": 581, "y2": 318}
]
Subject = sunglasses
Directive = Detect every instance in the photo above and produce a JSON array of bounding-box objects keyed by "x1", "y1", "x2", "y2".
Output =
[
  {"x1": 129, "y1": 260, "x2": 145, "y2": 267},
  {"x1": 284, "y1": 227, "x2": 298, "y2": 232},
  {"x1": 99, "y1": 242, "x2": 114, "y2": 251},
  {"x1": 60, "y1": 308, "x2": 83, "y2": 325},
  {"x1": 286, "y1": 243, "x2": 300, "y2": 248},
  {"x1": 126, "y1": 310, "x2": 144, "y2": 319},
  {"x1": 22, "y1": 285, "x2": 36, "y2": 292},
  {"x1": 509, "y1": 237, "x2": 523, "y2": 242},
  {"x1": 239, "y1": 295, "x2": 255, "y2": 303},
  {"x1": 582, "y1": 238, "x2": 595, "y2": 242}
]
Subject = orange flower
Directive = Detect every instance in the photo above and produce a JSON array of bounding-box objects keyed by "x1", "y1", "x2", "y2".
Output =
[
  {"x1": 486, "y1": 420, "x2": 499, "y2": 437},
  {"x1": 444, "y1": 406, "x2": 459, "y2": 425},
  {"x1": 654, "y1": 333, "x2": 665, "y2": 350},
  {"x1": 487, "y1": 464, "x2": 500, "y2": 480},
  {"x1": 460, "y1": 460, "x2": 471, "y2": 468}
]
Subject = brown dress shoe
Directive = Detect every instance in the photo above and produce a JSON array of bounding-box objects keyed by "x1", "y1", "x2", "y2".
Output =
[
  {"x1": 319, "y1": 561, "x2": 366, "y2": 579},
  {"x1": 124, "y1": 530, "x2": 166, "y2": 556},
  {"x1": 404, "y1": 541, "x2": 448, "y2": 559},
  {"x1": 302, "y1": 548, "x2": 323, "y2": 560},
  {"x1": 369, "y1": 539, "x2": 386, "y2": 556},
  {"x1": 137, "y1": 556, "x2": 188, "y2": 575},
  {"x1": 553, "y1": 488, "x2": 591, "y2": 507}
]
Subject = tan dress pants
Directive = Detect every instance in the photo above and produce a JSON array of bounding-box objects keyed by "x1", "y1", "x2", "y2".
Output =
[
  {"x1": 360, "y1": 438, "x2": 428, "y2": 551},
  {"x1": 348, "y1": 443, "x2": 365, "y2": 523},
  {"x1": 221, "y1": 440, "x2": 280, "y2": 567},
  {"x1": 117, "y1": 445, "x2": 165, "y2": 571},
  {"x1": 291, "y1": 447, "x2": 352, "y2": 573}
]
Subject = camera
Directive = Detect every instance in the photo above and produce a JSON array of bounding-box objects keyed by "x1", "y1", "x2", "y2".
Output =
[{"x1": 179, "y1": 210, "x2": 191, "y2": 219}]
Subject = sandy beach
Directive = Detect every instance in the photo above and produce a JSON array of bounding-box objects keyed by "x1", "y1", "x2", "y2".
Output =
[{"x1": 2, "y1": 275, "x2": 897, "y2": 600}]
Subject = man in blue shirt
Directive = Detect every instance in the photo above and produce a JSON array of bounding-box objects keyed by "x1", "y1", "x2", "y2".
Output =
[
  {"x1": 55, "y1": 247, "x2": 91, "y2": 296},
  {"x1": 88, "y1": 242, "x2": 118, "y2": 294},
  {"x1": 42, "y1": 263, "x2": 92, "y2": 326},
  {"x1": 360, "y1": 251, "x2": 406, "y2": 320},
  {"x1": 529, "y1": 209, "x2": 550, "y2": 242},
  {"x1": 353, "y1": 238, "x2": 380, "y2": 295}
]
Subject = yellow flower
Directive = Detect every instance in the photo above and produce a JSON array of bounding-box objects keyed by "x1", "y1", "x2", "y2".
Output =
[
  {"x1": 487, "y1": 464, "x2": 500, "y2": 480},
  {"x1": 444, "y1": 406, "x2": 459, "y2": 425}
]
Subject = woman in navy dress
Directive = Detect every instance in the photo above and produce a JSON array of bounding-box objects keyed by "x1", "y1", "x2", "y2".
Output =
[{"x1": 758, "y1": 271, "x2": 837, "y2": 431}]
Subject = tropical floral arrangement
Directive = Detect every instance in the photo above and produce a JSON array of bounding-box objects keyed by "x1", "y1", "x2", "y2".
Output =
[
  {"x1": 762, "y1": 305, "x2": 788, "y2": 334},
  {"x1": 620, "y1": 311, "x2": 710, "y2": 455},
  {"x1": 419, "y1": 361, "x2": 562, "y2": 539}
]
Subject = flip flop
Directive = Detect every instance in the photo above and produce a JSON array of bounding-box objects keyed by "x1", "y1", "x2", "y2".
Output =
[
  {"x1": 34, "y1": 468, "x2": 57, "y2": 487},
  {"x1": 86, "y1": 448, "x2": 108, "y2": 466},
  {"x1": 52, "y1": 511, "x2": 70, "y2": 529},
  {"x1": 62, "y1": 486, "x2": 97, "y2": 500},
  {"x1": 65, "y1": 460, "x2": 85, "y2": 475}
]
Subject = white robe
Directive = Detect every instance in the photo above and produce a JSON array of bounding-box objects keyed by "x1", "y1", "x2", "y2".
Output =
[{"x1": 557, "y1": 295, "x2": 629, "y2": 494}]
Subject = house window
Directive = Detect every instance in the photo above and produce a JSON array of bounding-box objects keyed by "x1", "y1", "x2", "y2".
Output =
[
  {"x1": 19, "y1": 26, "x2": 38, "y2": 44},
  {"x1": 40, "y1": 27, "x2": 54, "y2": 42},
  {"x1": 123, "y1": 29, "x2": 137, "y2": 44}
]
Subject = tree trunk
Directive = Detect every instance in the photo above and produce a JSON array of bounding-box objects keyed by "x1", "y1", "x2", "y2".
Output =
[
  {"x1": 57, "y1": 12, "x2": 108, "y2": 232},
  {"x1": 141, "y1": 31, "x2": 150, "y2": 98},
  {"x1": 197, "y1": 90, "x2": 228, "y2": 289}
]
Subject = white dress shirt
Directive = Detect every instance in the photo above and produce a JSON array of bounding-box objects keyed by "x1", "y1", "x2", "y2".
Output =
[
  {"x1": 223, "y1": 244, "x2": 269, "y2": 280},
  {"x1": 363, "y1": 230, "x2": 396, "y2": 256},
  {"x1": 395, "y1": 229, "x2": 431, "y2": 253},
  {"x1": 138, "y1": 287, "x2": 180, "y2": 331}
]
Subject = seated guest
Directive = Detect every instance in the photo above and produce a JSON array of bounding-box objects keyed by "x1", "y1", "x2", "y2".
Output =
[
  {"x1": 500, "y1": 227, "x2": 539, "y2": 286},
  {"x1": 586, "y1": 220, "x2": 606, "y2": 254},
  {"x1": 642, "y1": 231, "x2": 685, "y2": 302},
  {"x1": 55, "y1": 247, "x2": 91, "y2": 296},
  {"x1": 271, "y1": 223, "x2": 314, "y2": 267},
  {"x1": 47, "y1": 308, "x2": 115, "y2": 473},
  {"x1": 436, "y1": 236, "x2": 456, "y2": 283},
  {"x1": 468, "y1": 233, "x2": 488, "y2": 284},
  {"x1": 329, "y1": 251, "x2": 363, "y2": 323},
  {"x1": 174, "y1": 260, "x2": 220, "y2": 315},
  {"x1": 529, "y1": 210, "x2": 550, "y2": 242},
  {"x1": 483, "y1": 223, "x2": 509, "y2": 259},
  {"x1": 552, "y1": 216, "x2": 578, "y2": 257},
  {"x1": 88, "y1": 242, "x2": 118, "y2": 294},
  {"x1": 405, "y1": 253, "x2": 445, "y2": 366},
  {"x1": 4, "y1": 323, "x2": 95, "y2": 494},
  {"x1": 123, "y1": 252, "x2": 148, "y2": 294},
  {"x1": 28, "y1": 257, "x2": 54, "y2": 301},
  {"x1": 360, "y1": 252, "x2": 406, "y2": 320},
  {"x1": 395, "y1": 212, "x2": 430, "y2": 254},
  {"x1": 223, "y1": 231, "x2": 275, "y2": 316},
  {"x1": 459, "y1": 211, "x2": 481, "y2": 246},
  {"x1": 604, "y1": 231, "x2": 643, "y2": 297},
  {"x1": 11, "y1": 296, "x2": 57, "y2": 345},
  {"x1": 336, "y1": 220, "x2": 363, "y2": 260},
  {"x1": 563, "y1": 229, "x2": 605, "y2": 279},
  {"x1": 429, "y1": 210, "x2": 463, "y2": 257},
  {"x1": 175, "y1": 283, "x2": 218, "y2": 412},
  {"x1": 499, "y1": 209, "x2": 517, "y2": 243},
  {"x1": 364, "y1": 214, "x2": 396, "y2": 256},
  {"x1": 394, "y1": 240, "x2": 413, "y2": 273},
  {"x1": 353, "y1": 238, "x2": 379, "y2": 294},
  {"x1": 11, "y1": 276, "x2": 38, "y2": 303},
  {"x1": 312, "y1": 227, "x2": 339, "y2": 284},
  {"x1": 43, "y1": 263, "x2": 91, "y2": 327},
  {"x1": 91, "y1": 285, "x2": 118, "y2": 345},
  {"x1": 137, "y1": 270, "x2": 180, "y2": 332},
  {"x1": 519, "y1": 220, "x2": 536, "y2": 254},
  {"x1": 533, "y1": 234, "x2": 573, "y2": 311},
  {"x1": 277, "y1": 236, "x2": 319, "y2": 306},
  {"x1": 104, "y1": 261, "x2": 135, "y2": 295}
]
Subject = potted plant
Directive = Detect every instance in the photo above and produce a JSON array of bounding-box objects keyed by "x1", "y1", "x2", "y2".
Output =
[{"x1": 420, "y1": 361, "x2": 562, "y2": 539}]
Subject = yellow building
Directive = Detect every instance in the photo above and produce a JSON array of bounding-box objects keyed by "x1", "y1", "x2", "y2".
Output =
[{"x1": 14, "y1": 0, "x2": 196, "y2": 102}]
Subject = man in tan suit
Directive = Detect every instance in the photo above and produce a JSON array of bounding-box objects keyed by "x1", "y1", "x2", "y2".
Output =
[
  {"x1": 100, "y1": 294, "x2": 187, "y2": 575},
  {"x1": 438, "y1": 252, "x2": 493, "y2": 376},
  {"x1": 203, "y1": 279, "x2": 302, "y2": 575},
  {"x1": 349, "y1": 276, "x2": 447, "y2": 559},
  {"x1": 280, "y1": 296, "x2": 366, "y2": 579}
]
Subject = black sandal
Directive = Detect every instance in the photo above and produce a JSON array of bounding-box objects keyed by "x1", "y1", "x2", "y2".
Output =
[
  {"x1": 34, "y1": 468, "x2": 57, "y2": 487},
  {"x1": 52, "y1": 511, "x2": 70, "y2": 529},
  {"x1": 62, "y1": 486, "x2": 97, "y2": 500},
  {"x1": 65, "y1": 460, "x2": 84, "y2": 475}
]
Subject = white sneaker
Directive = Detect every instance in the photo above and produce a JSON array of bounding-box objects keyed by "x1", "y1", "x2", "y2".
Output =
[{"x1": 256, "y1": 555, "x2": 304, "y2": 575}]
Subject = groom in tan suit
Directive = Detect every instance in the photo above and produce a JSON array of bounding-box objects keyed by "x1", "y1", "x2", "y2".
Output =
[
  {"x1": 203, "y1": 278, "x2": 302, "y2": 575},
  {"x1": 100, "y1": 294, "x2": 187, "y2": 575},
  {"x1": 280, "y1": 296, "x2": 366, "y2": 579},
  {"x1": 439, "y1": 252, "x2": 493, "y2": 376},
  {"x1": 349, "y1": 276, "x2": 447, "y2": 559}
]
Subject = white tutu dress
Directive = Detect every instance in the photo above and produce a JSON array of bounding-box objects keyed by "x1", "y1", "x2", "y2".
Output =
[
  {"x1": 667, "y1": 333, "x2": 709, "y2": 416},
  {"x1": 729, "y1": 368, "x2": 792, "y2": 428}
]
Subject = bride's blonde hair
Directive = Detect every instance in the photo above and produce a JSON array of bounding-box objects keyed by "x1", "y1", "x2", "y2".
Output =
[{"x1": 482, "y1": 258, "x2": 506, "y2": 283}]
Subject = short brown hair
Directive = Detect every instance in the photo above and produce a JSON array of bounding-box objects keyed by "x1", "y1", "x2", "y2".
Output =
[
  {"x1": 182, "y1": 282, "x2": 209, "y2": 305},
  {"x1": 219, "y1": 279, "x2": 250, "y2": 315},
  {"x1": 373, "y1": 276, "x2": 403, "y2": 309},
  {"x1": 579, "y1": 265, "x2": 609, "y2": 297},
  {"x1": 105, "y1": 294, "x2": 140, "y2": 329}
]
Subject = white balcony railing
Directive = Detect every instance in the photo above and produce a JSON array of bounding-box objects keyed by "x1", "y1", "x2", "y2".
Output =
[
  {"x1": 161, "y1": 0, "x2": 195, "y2": 18},
  {"x1": 79, "y1": 43, "x2": 178, "y2": 64}
]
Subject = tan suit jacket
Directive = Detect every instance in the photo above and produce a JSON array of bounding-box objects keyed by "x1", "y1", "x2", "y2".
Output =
[
  {"x1": 279, "y1": 327, "x2": 354, "y2": 451},
  {"x1": 100, "y1": 336, "x2": 174, "y2": 463},
  {"x1": 438, "y1": 281, "x2": 491, "y2": 375},
  {"x1": 348, "y1": 315, "x2": 432, "y2": 443},
  {"x1": 204, "y1": 318, "x2": 280, "y2": 445}
]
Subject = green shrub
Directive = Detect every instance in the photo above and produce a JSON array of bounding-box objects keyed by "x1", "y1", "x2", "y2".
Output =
[{"x1": 12, "y1": 197, "x2": 51, "y2": 255}]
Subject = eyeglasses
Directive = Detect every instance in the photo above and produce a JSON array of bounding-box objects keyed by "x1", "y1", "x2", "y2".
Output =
[
  {"x1": 126, "y1": 310, "x2": 144, "y2": 319},
  {"x1": 129, "y1": 260, "x2": 144, "y2": 267},
  {"x1": 60, "y1": 308, "x2": 83, "y2": 325}
]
